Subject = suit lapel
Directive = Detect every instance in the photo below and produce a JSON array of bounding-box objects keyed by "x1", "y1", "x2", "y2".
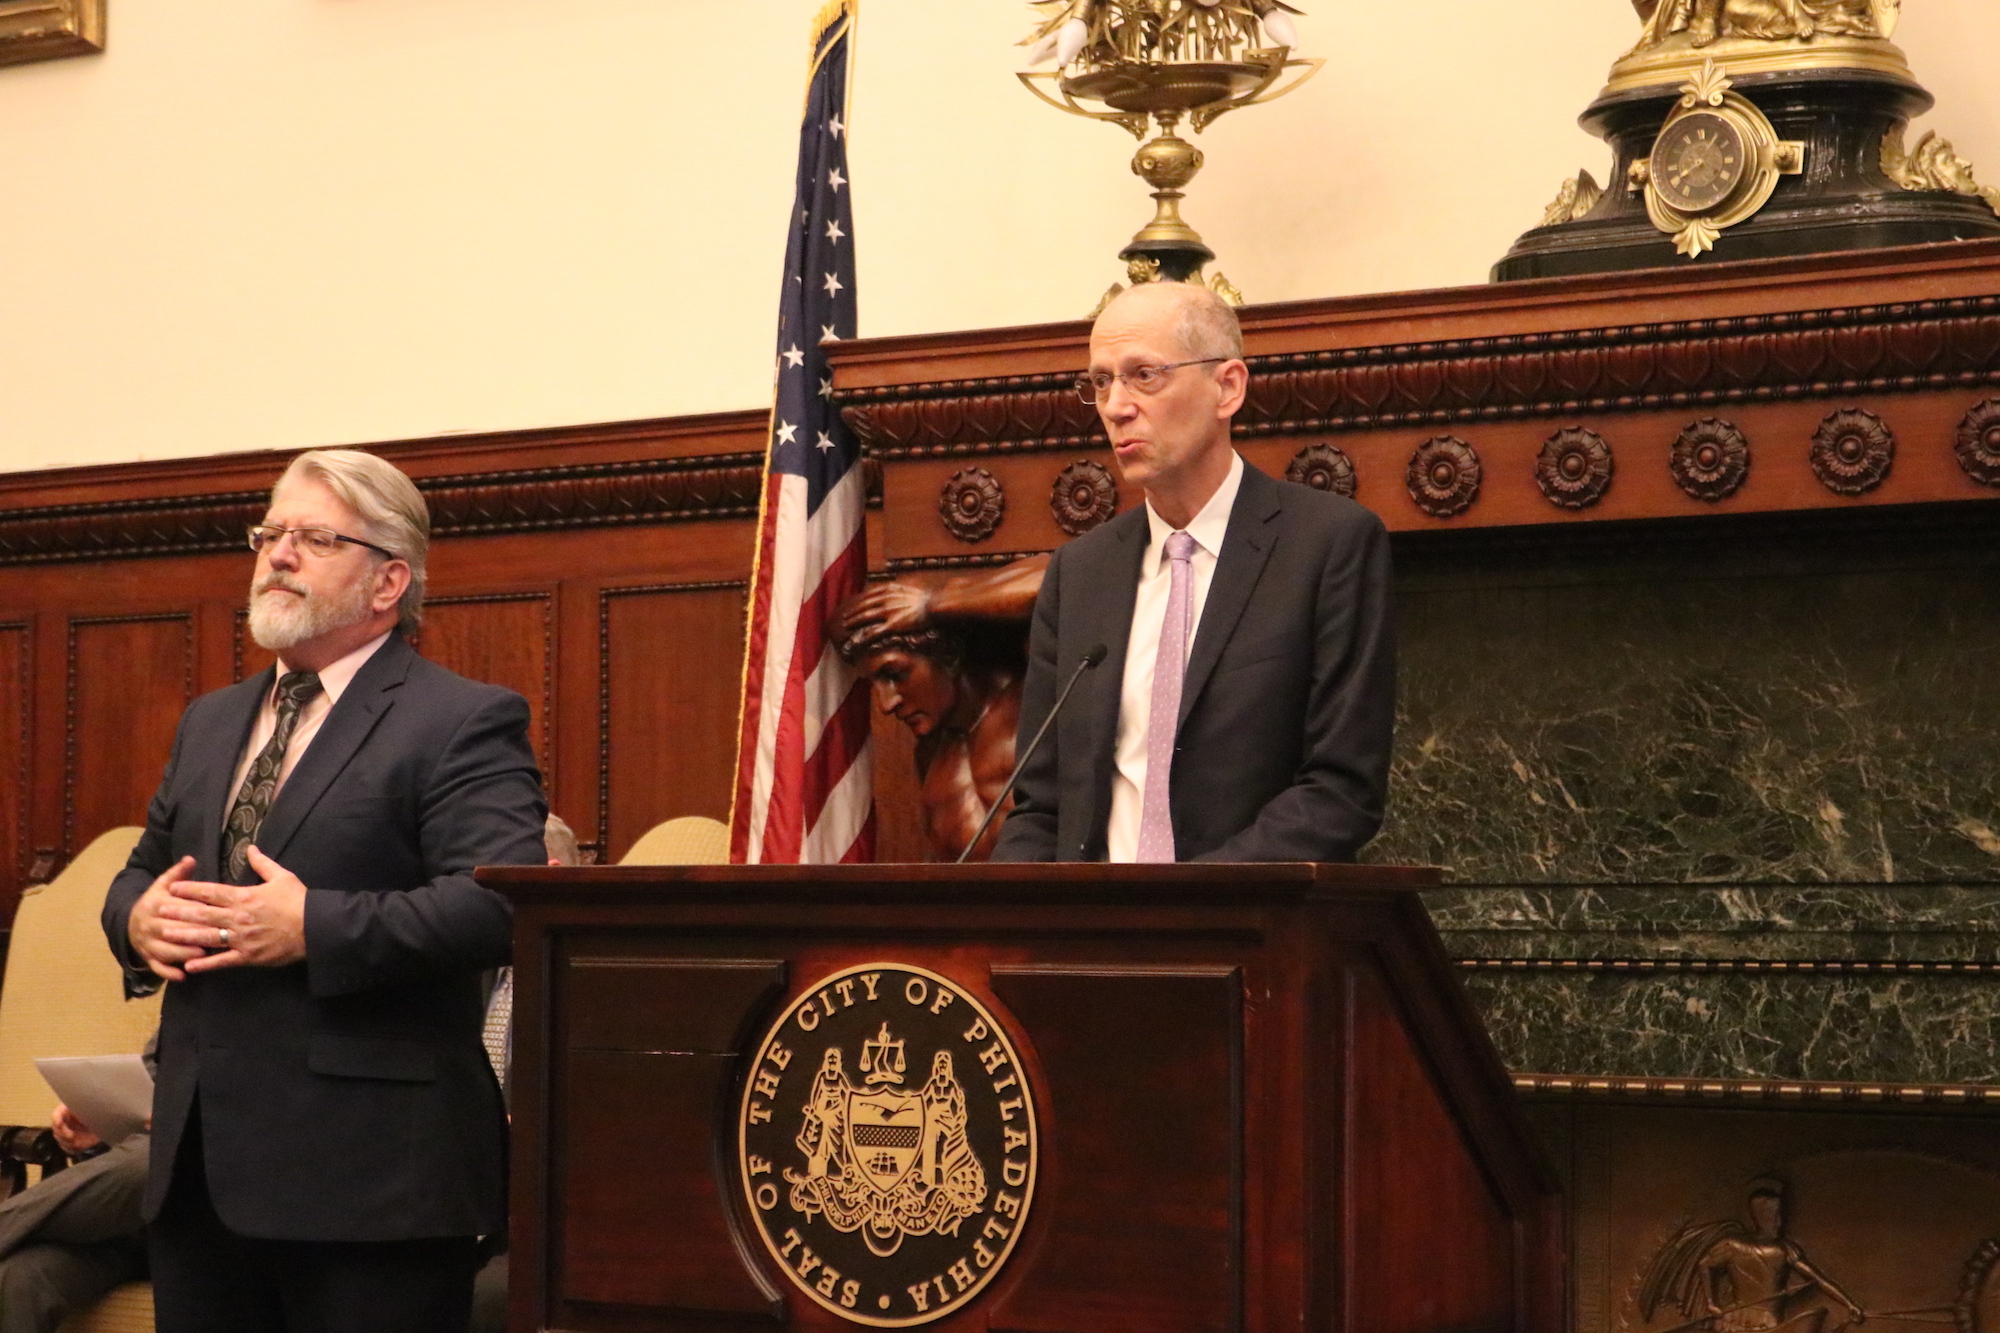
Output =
[
  {"x1": 253, "y1": 634, "x2": 414, "y2": 863},
  {"x1": 194, "y1": 671, "x2": 273, "y2": 878},
  {"x1": 1079, "y1": 509, "x2": 1149, "y2": 839},
  {"x1": 1179, "y1": 464, "x2": 1281, "y2": 729}
]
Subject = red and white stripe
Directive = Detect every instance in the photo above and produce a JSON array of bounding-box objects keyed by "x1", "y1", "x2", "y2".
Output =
[{"x1": 730, "y1": 464, "x2": 874, "y2": 864}]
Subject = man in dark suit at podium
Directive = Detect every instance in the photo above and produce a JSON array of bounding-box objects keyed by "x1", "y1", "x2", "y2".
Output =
[
  {"x1": 992, "y1": 281, "x2": 1395, "y2": 864},
  {"x1": 102, "y1": 449, "x2": 546, "y2": 1333}
]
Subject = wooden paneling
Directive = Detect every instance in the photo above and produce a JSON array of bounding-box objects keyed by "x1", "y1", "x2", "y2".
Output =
[
  {"x1": 554, "y1": 954, "x2": 784, "y2": 1318},
  {"x1": 64, "y1": 615, "x2": 193, "y2": 858},
  {"x1": 0, "y1": 625, "x2": 25, "y2": 899},
  {"x1": 600, "y1": 583, "x2": 746, "y2": 860},
  {"x1": 415, "y1": 594, "x2": 555, "y2": 773},
  {"x1": 1345, "y1": 959, "x2": 1517, "y2": 1333},
  {"x1": 988, "y1": 964, "x2": 1242, "y2": 1333}
]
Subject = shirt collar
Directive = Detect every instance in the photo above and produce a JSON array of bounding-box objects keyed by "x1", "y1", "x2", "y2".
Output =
[
  {"x1": 1143, "y1": 450, "x2": 1245, "y2": 575},
  {"x1": 276, "y1": 629, "x2": 392, "y2": 707}
]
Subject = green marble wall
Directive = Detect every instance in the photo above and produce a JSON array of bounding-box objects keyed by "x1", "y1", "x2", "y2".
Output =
[{"x1": 1377, "y1": 506, "x2": 2000, "y2": 1085}]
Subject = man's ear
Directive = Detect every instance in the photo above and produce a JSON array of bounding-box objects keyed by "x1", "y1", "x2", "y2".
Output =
[
  {"x1": 1214, "y1": 359, "x2": 1249, "y2": 419},
  {"x1": 371, "y1": 560, "x2": 412, "y2": 614}
]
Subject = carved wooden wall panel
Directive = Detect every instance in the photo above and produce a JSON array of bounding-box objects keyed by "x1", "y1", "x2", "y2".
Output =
[
  {"x1": 598, "y1": 583, "x2": 747, "y2": 861},
  {"x1": 0, "y1": 626, "x2": 24, "y2": 890},
  {"x1": 1528, "y1": 1102, "x2": 2000, "y2": 1333},
  {"x1": 64, "y1": 615, "x2": 193, "y2": 860},
  {"x1": 415, "y1": 594, "x2": 555, "y2": 774}
]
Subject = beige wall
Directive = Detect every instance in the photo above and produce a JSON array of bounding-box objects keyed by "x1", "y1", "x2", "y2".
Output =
[{"x1": 0, "y1": 0, "x2": 1993, "y2": 473}]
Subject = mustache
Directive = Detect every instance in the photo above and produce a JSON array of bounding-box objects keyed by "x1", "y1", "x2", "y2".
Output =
[{"x1": 253, "y1": 573, "x2": 310, "y2": 598}]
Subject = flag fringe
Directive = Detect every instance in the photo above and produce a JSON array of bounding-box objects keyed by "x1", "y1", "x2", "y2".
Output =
[{"x1": 806, "y1": 0, "x2": 854, "y2": 64}]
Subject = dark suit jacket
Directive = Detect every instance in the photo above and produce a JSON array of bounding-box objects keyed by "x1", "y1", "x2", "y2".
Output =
[
  {"x1": 102, "y1": 632, "x2": 546, "y2": 1242},
  {"x1": 991, "y1": 462, "x2": 1395, "y2": 862}
]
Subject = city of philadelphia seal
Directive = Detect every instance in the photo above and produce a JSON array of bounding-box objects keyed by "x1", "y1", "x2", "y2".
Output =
[{"x1": 736, "y1": 963, "x2": 1038, "y2": 1326}]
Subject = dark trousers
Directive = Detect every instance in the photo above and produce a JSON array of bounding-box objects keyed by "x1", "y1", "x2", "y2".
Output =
[
  {"x1": 0, "y1": 1135, "x2": 149, "y2": 1333},
  {"x1": 148, "y1": 1106, "x2": 478, "y2": 1333}
]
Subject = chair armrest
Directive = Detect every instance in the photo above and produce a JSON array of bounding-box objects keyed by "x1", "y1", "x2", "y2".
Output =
[{"x1": 0, "y1": 1124, "x2": 67, "y2": 1203}]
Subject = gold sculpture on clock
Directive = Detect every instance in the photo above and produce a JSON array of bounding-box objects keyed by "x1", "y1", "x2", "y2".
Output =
[{"x1": 1630, "y1": 61, "x2": 1803, "y2": 257}]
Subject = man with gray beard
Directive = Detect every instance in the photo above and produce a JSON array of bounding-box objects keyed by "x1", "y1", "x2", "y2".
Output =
[{"x1": 101, "y1": 449, "x2": 546, "y2": 1333}]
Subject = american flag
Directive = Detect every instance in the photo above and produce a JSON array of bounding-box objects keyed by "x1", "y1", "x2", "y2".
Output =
[{"x1": 729, "y1": 0, "x2": 873, "y2": 865}]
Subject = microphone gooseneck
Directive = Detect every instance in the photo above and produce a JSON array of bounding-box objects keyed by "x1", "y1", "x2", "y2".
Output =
[{"x1": 956, "y1": 643, "x2": 1107, "y2": 863}]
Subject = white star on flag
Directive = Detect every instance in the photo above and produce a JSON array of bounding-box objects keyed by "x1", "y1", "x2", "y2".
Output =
[
  {"x1": 826, "y1": 219, "x2": 844, "y2": 244},
  {"x1": 823, "y1": 272, "x2": 843, "y2": 297},
  {"x1": 829, "y1": 167, "x2": 845, "y2": 192},
  {"x1": 776, "y1": 420, "x2": 798, "y2": 444},
  {"x1": 829, "y1": 115, "x2": 845, "y2": 139},
  {"x1": 816, "y1": 431, "x2": 836, "y2": 452},
  {"x1": 781, "y1": 345, "x2": 804, "y2": 368},
  {"x1": 821, "y1": 325, "x2": 840, "y2": 343},
  {"x1": 819, "y1": 377, "x2": 834, "y2": 399}
]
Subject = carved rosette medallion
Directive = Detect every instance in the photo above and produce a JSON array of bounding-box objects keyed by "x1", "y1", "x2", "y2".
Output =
[
  {"x1": 1406, "y1": 436, "x2": 1481, "y2": 518},
  {"x1": 1284, "y1": 443, "x2": 1357, "y2": 498},
  {"x1": 1670, "y1": 419, "x2": 1751, "y2": 502},
  {"x1": 737, "y1": 963, "x2": 1038, "y2": 1326},
  {"x1": 938, "y1": 468, "x2": 1004, "y2": 543},
  {"x1": 1809, "y1": 408, "x2": 1895, "y2": 496},
  {"x1": 1534, "y1": 428, "x2": 1614, "y2": 509},
  {"x1": 1049, "y1": 460, "x2": 1117, "y2": 536},
  {"x1": 1954, "y1": 398, "x2": 2000, "y2": 487}
]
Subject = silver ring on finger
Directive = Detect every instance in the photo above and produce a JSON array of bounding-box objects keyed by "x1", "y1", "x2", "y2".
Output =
[{"x1": 219, "y1": 927, "x2": 231, "y2": 949}]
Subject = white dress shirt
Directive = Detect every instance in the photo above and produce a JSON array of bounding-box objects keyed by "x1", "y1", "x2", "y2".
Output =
[
  {"x1": 1105, "y1": 451, "x2": 1245, "y2": 863},
  {"x1": 224, "y1": 631, "x2": 393, "y2": 819}
]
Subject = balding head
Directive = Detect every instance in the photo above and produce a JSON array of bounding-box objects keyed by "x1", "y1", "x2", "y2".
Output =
[
  {"x1": 1086, "y1": 279, "x2": 1250, "y2": 529},
  {"x1": 1093, "y1": 280, "x2": 1244, "y2": 363}
]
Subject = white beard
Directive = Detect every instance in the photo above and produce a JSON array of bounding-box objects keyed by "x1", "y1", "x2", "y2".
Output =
[{"x1": 247, "y1": 570, "x2": 375, "y2": 652}]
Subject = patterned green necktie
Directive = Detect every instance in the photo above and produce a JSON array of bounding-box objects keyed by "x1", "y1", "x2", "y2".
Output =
[{"x1": 222, "y1": 670, "x2": 323, "y2": 882}]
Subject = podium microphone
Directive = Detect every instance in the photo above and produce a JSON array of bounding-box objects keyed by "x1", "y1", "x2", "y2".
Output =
[{"x1": 956, "y1": 642, "x2": 1107, "y2": 863}]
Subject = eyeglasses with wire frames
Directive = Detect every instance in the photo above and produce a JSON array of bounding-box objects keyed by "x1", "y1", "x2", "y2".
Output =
[
  {"x1": 247, "y1": 524, "x2": 399, "y2": 560},
  {"x1": 1074, "y1": 357, "x2": 1227, "y2": 405}
]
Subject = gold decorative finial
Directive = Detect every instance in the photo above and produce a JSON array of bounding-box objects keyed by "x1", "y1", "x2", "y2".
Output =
[{"x1": 1019, "y1": 0, "x2": 1321, "y2": 295}]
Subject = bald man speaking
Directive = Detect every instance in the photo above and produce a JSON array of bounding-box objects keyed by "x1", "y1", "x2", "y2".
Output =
[{"x1": 991, "y1": 281, "x2": 1395, "y2": 864}]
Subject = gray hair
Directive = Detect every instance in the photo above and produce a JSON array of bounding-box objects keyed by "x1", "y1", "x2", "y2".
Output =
[
  {"x1": 1101, "y1": 280, "x2": 1244, "y2": 362},
  {"x1": 274, "y1": 449, "x2": 429, "y2": 633}
]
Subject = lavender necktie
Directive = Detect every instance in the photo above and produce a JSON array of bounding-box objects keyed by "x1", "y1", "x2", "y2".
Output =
[{"x1": 1136, "y1": 530, "x2": 1198, "y2": 863}]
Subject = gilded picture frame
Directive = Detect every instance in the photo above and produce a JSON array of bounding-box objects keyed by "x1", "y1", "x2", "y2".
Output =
[{"x1": 0, "y1": 0, "x2": 103, "y2": 69}]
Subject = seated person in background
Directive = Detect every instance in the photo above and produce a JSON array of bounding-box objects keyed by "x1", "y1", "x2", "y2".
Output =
[
  {"x1": 991, "y1": 280, "x2": 1396, "y2": 863},
  {"x1": 0, "y1": 1070, "x2": 151, "y2": 1333}
]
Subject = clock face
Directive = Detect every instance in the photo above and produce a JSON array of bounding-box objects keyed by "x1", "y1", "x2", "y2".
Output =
[{"x1": 1653, "y1": 111, "x2": 1748, "y2": 214}]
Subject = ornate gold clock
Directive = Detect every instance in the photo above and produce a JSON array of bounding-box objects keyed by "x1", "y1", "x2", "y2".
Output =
[
  {"x1": 1652, "y1": 111, "x2": 1747, "y2": 213},
  {"x1": 1631, "y1": 61, "x2": 1805, "y2": 258}
]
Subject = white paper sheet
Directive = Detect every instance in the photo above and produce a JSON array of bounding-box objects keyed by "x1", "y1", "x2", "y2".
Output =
[{"x1": 35, "y1": 1054, "x2": 153, "y2": 1145}]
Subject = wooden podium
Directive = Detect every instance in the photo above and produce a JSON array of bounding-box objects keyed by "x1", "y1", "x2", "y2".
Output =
[{"x1": 480, "y1": 863, "x2": 1564, "y2": 1333}]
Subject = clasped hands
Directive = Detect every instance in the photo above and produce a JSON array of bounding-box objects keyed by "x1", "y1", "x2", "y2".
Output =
[{"x1": 126, "y1": 846, "x2": 308, "y2": 982}]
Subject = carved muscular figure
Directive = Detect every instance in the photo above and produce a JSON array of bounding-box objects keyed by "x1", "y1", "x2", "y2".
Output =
[{"x1": 831, "y1": 557, "x2": 1048, "y2": 862}]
